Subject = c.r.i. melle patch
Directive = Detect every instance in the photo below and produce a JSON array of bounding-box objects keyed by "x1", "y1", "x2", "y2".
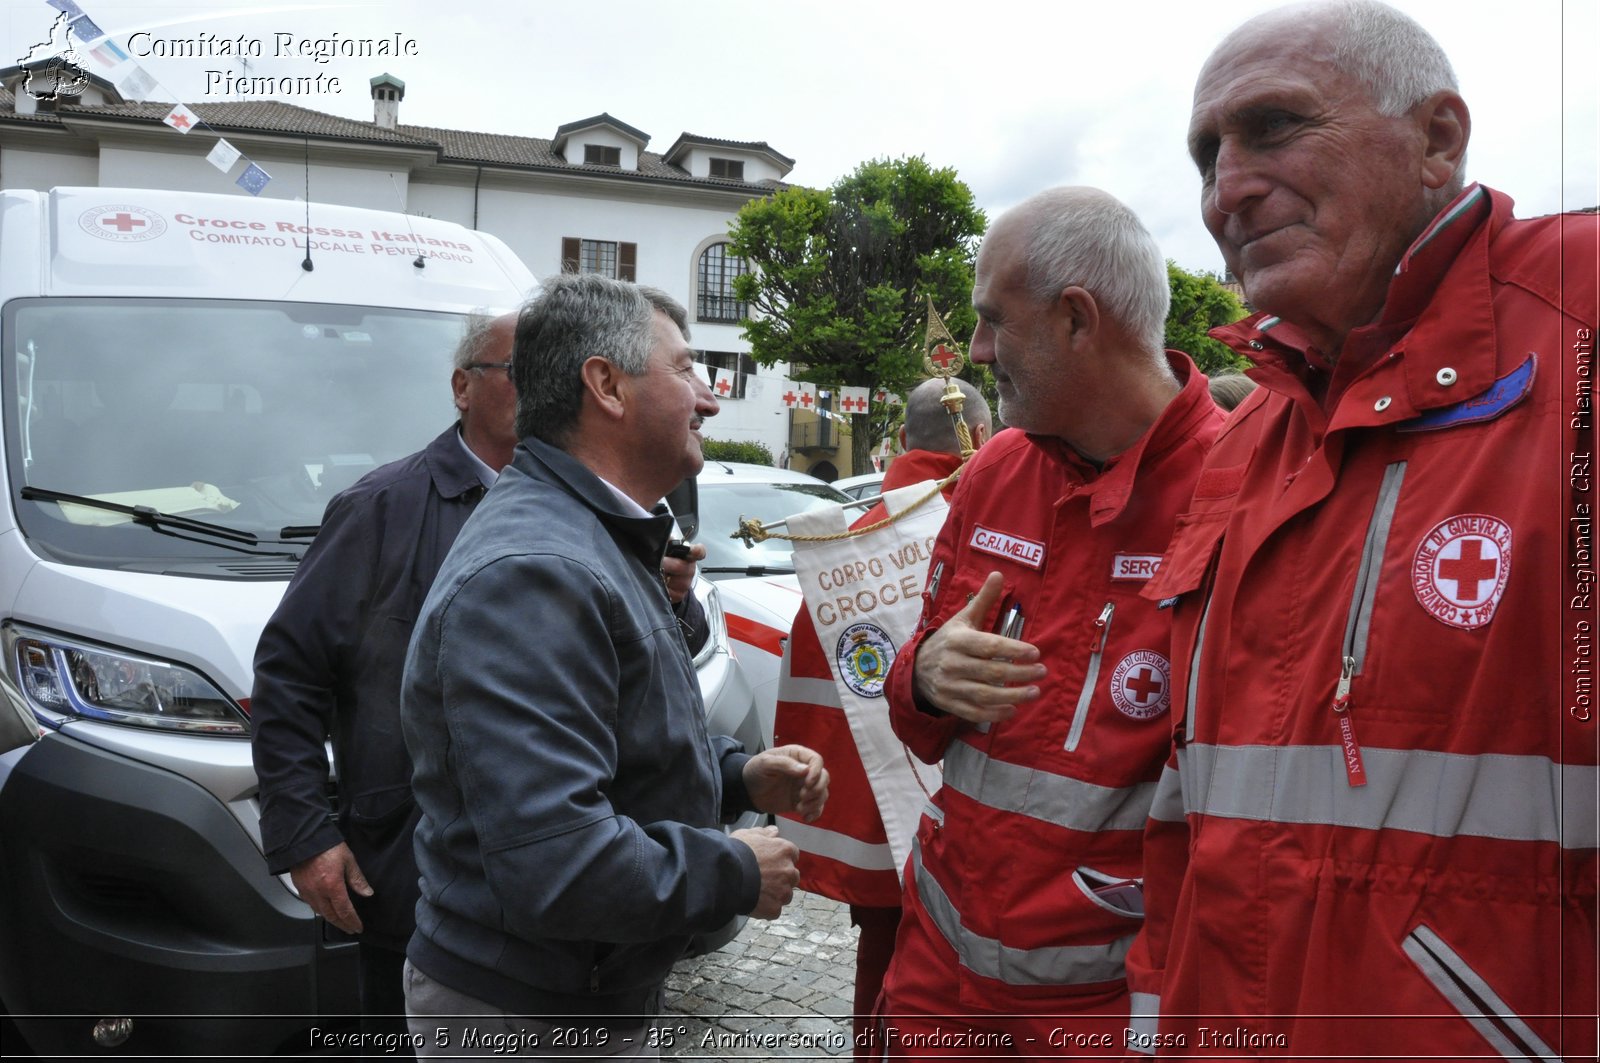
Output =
[
  {"x1": 836, "y1": 622, "x2": 897, "y2": 699},
  {"x1": 1411, "y1": 514, "x2": 1512, "y2": 630}
]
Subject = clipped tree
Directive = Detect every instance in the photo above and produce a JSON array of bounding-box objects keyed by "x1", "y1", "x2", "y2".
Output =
[
  {"x1": 729, "y1": 156, "x2": 986, "y2": 474},
  {"x1": 1166, "y1": 262, "x2": 1251, "y2": 375},
  {"x1": 702, "y1": 439, "x2": 775, "y2": 467}
]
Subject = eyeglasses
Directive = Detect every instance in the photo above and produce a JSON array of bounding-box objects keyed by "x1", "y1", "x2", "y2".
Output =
[{"x1": 466, "y1": 361, "x2": 513, "y2": 375}]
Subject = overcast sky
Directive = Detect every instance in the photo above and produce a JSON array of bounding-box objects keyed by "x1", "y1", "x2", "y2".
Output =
[{"x1": 4, "y1": 0, "x2": 1596, "y2": 273}]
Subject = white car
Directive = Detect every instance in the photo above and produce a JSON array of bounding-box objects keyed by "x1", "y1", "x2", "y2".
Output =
[
  {"x1": 832, "y1": 471, "x2": 886, "y2": 501},
  {"x1": 694, "y1": 463, "x2": 853, "y2": 744}
]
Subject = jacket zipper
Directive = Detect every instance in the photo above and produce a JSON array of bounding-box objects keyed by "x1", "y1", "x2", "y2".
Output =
[
  {"x1": 1064, "y1": 602, "x2": 1114, "y2": 752},
  {"x1": 1332, "y1": 460, "x2": 1407, "y2": 788}
]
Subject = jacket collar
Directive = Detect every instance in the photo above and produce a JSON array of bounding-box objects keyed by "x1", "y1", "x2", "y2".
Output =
[
  {"x1": 1033, "y1": 350, "x2": 1216, "y2": 527},
  {"x1": 1213, "y1": 184, "x2": 1507, "y2": 431},
  {"x1": 423, "y1": 424, "x2": 492, "y2": 501},
  {"x1": 513, "y1": 435, "x2": 676, "y2": 558},
  {"x1": 881, "y1": 448, "x2": 964, "y2": 497}
]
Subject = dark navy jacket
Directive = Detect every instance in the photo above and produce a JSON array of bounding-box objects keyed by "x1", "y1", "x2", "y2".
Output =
[
  {"x1": 252, "y1": 425, "x2": 486, "y2": 948},
  {"x1": 401, "y1": 436, "x2": 760, "y2": 1018}
]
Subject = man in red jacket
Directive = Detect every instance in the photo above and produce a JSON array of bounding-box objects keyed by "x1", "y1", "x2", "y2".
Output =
[
  {"x1": 774, "y1": 376, "x2": 990, "y2": 1059},
  {"x1": 1125, "y1": 2, "x2": 1598, "y2": 1057},
  {"x1": 878, "y1": 186, "x2": 1223, "y2": 1054}
]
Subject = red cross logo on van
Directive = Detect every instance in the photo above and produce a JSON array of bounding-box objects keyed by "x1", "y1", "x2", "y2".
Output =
[{"x1": 78, "y1": 204, "x2": 167, "y2": 243}]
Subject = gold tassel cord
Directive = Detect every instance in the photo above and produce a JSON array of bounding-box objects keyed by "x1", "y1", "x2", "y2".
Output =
[{"x1": 733, "y1": 468, "x2": 960, "y2": 547}]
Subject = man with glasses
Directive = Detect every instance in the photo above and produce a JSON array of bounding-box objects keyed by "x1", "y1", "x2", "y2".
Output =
[{"x1": 250, "y1": 309, "x2": 709, "y2": 1051}]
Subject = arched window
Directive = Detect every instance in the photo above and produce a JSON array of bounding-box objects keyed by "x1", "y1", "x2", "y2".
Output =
[{"x1": 697, "y1": 243, "x2": 749, "y2": 323}]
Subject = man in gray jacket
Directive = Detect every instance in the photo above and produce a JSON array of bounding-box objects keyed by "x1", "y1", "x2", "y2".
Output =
[{"x1": 400, "y1": 274, "x2": 827, "y2": 1058}]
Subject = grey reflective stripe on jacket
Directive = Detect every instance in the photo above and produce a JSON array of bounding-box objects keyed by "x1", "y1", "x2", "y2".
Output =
[
  {"x1": 1175, "y1": 743, "x2": 1599, "y2": 848},
  {"x1": 911, "y1": 837, "x2": 1136, "y2": 987},
  {"x1": 942, "y1": 739, "x2": 1157, "y2": 833}
]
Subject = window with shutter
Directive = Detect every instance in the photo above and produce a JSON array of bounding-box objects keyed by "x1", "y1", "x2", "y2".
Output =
[
  {"x1": 562, "y1": 239, "x2": 638, "y2": 281},
  {"x1": 708, "y1": 158, "x2": 745, "y2": 181},
  {"x1": 583, "y1": 144, "x2": 621, "y2": 166}
]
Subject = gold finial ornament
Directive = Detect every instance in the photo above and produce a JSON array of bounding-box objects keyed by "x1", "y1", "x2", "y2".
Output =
[{"x1": 920, "y1": 295, "x2": 978, "y2": 460}]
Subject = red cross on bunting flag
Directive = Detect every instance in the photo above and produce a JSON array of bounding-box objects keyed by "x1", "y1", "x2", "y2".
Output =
[
  {"x1": 163, "y1": 104, "x2": 199, "y2": 134},
  {"x1": 839, "y1": 386, "x2": 870, "y2": 415}
]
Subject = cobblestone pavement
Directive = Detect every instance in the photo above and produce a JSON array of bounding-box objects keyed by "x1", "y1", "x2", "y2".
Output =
[{"x1": 662, "y1": 892, "x2": 858, "y2": 1059}]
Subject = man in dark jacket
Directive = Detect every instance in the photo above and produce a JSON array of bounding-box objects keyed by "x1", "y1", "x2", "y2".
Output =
[
  {"x1": 400, "y1": 274, "x2": 828, "y2": 1059},
  {"x1": 250, "y1": 309, "x2": 711, "y2": 1046}
]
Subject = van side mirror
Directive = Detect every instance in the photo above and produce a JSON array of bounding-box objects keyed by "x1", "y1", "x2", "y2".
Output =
[{"x1": 664, "y1": 477, "x2": 698, "y2": 542}]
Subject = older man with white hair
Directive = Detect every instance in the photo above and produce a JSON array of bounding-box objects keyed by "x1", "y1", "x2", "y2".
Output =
[{"x1": 1126, "y1": 1, "x2": 1598, "y2": 1057}]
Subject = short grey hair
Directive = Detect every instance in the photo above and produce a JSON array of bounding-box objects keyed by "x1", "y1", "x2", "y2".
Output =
[
  {"x1": 1320, "y1": 0, "x2": 1458, "y2": 118},
  {"x1": 452, "y1": 311, "x2": 500, "y2": 371},
  {"x1": 1019, "y1": 187, "x2": 1170, "y2": 357},
  {"x1": 903, "y1": 377, "x2": 991, "y2": 453},
  {"x1": 512, "y1": 274, "x2": 690, "y2": 446}
]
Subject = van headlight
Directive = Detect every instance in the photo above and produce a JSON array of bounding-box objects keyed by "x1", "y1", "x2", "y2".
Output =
[
  {"x1": 692, "y1": 578, "x2": 729, "y2": 668},
  {"x1": 3, "y1": 623, "x2": 249, "y2": 736}
]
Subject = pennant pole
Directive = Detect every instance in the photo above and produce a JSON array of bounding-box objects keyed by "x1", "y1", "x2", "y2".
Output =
[{"x1": 921, "y1": 294, "x2": 977, "y2": 459}]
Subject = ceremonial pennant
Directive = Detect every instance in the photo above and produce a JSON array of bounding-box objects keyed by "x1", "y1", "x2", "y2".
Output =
[
  {"x1": 67, "y1": 13, "x2": 104, "y2": 43},
  {"x1": 89, "y1": 39, "x2": 127, "y2": 68}
]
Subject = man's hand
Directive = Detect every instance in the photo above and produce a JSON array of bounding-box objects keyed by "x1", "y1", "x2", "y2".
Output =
[
  {"x1": 732, "y1": 825, "x2": 800, "y2": 919},
  {"x1": 288, "y1": 842, "x2": 372, "y2": 934},
  {"x1": 912, "y1": 571, "x2": 1046, "y2": 724},
  {"x1": 661, "y1": 542, "x2": 705, "y2": 605},
  {"x1": 743, "y1": 745, "x2": 828, "y2": 821}
]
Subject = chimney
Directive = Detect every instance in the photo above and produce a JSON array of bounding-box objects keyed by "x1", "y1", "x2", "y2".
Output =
[{"x1": 369, "y1": 73, "x2": 405, "y2": 130}]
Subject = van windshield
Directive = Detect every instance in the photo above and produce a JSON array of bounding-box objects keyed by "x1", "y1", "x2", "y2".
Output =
[{"x1": 4, "y1": 298, "x2": 474, "y2": 569}]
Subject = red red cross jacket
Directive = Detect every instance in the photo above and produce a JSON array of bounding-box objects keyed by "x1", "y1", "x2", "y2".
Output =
[
  {"x1": 1125, "y1": 186, "x2": 1599, "y2": 1060},
  {"x1": 886, "y1": 354, "x2": 1222, "y2": 1013},
  {"x1": 775, "y1": 448, "x2": 963, "y2": 907}
]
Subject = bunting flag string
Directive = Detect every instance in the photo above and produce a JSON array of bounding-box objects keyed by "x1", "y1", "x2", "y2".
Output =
[{"x1": 40, "y1": 0, "x2": 273, "y2": 195}]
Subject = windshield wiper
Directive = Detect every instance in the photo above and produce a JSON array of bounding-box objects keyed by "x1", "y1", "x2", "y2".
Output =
[
  {"x1": 22, "y1": 485, "x2": 265, "y2": 544},
  {"x1": 19, "y1": 485, "x2": 314, "y2": 556},
  {"x1": 703, "y1": 564, "x2": 794, "y2": 577}
]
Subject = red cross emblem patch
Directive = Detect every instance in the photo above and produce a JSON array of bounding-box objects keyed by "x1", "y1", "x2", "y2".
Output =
[
  {"x1": 1411, "y1": 514, "x2": 1512, "y2": 630},
  {"x1": 1109, "y1": 649, "x2": 1171, "y2": 721}
]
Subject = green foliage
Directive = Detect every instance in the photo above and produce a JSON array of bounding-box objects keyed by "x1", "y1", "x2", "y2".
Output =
[
  {"x1": 702, "y1": 439, "x2": 775, "y2": 467},
  {"x1": 729, "y1": 156, "x2": 986, "y2": 473},
  {"x1": 1165, "y1": 262, "x2": 1251, "y2": 375}
]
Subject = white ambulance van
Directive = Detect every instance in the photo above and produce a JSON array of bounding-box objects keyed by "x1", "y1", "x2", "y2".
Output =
[{"x1": 0, "y1": 187, "x2": 758, "y2": 1056}]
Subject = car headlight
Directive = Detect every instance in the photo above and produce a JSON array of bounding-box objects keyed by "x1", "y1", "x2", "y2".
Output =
[
  {"x1": 3, "y1": 623, "x2": 248, "y2": 736},
  {"x1": 692, "y1": 578, "x2": 729, "y2": 668}
]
